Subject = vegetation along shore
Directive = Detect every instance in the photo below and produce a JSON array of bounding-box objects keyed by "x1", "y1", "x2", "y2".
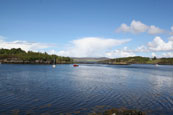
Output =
[
  {"x1": 0, "y1": 48, "x2": 73, "y2": 64},
  {"x1": 0, "y1": 48, "x2": 173, "y2": 65},
  {"x1": 99, "y1": 56, "x2": 173, "y2": 65}
]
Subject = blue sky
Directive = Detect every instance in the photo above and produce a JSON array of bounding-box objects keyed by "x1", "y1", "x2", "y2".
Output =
[{"x1": 0, "y1": 0, "x2": 173, "y2": 57}]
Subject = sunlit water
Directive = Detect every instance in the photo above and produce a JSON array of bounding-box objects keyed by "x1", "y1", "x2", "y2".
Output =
[{"x1": 0, "y1": 64, "x2": 173, "y2": 114}]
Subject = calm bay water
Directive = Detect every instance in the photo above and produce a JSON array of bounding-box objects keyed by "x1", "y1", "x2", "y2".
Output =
[{"x1": 0, "y1": 64, "x2": 173, "y2": 114}]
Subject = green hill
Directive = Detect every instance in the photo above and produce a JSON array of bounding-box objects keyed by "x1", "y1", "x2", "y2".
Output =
[{"x1": 99, "y1": 56, "x2": 173, "y2": 65}]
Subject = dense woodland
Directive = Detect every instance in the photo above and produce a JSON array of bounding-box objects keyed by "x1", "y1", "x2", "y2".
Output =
[
  {"x1": 0, "y1": 48, "x2": 73, "y2": 64},
  {"x1": 99, "y1": 56, "x2": 173, "y2": 65}
]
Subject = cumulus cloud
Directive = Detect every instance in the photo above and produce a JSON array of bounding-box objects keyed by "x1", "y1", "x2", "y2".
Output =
[
  {"x1": 169, "y1": 36, "x2": 173, "y2": 41},
  {"x1": 1, "y1": 35, "x2": 172, "y2": 58},
  {"x1": 134, "y1": 36, "x2": 173, "y2": 53},
  {"x1": 55, "y1": 36, "x2": 173, "y2": 58},
  {"x1": 130, "y1": 20, "x2": 148, "y2": 33},
  {"x1": 116, "y1": 20, "x2": 165, "y2": 35},
  {"x1": 148, "y1": 25, "x2": 165, "y2": 35},
  {"x1": 116, "y1": 20, "x2": 148, "y2": 34},
  {"x1": 115, "y1": 24, "x2": 130, "y2": 33},
  {"x1": 105, "y1": 47, "x2": 136, "y2": 58},
  {"x1": 151, "y1": 52, "x2": 156, "y2": 57},
  {"x1": 105, "y1": 36, "x2": 173, "y2": 58},
  {"x1": 147, "y1": 36, "x2": 173, "y2": 51},
  {"x1": 162, "y1": 52, "x2": 173, "y2": 57},
  {"x1": 107, "y1": 36, "x2": 173, "y2": 58},
  {"x1": 56, "y1": 37, "x2": 131, "y2": 57},
  {"x1": 0, "y1": 36, "x2": 54, "y2": 52},
  {"x1": 135, "y1": 45, "x2": 148, "y2": 52}
]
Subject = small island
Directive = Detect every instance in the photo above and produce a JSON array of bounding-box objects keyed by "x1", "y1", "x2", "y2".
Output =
[{"x1": 0, "y1": 48, "x2": 73, "y2": 64}]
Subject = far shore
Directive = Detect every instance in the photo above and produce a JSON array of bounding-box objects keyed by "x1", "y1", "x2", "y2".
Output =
[{"x1": 1, "y1": 62, "x2": 173, "y2": 65}]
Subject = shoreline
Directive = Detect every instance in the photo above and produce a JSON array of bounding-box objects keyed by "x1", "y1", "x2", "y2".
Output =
[{"x1": 0, "y1": 62, "x2": 173, "y2": 65}]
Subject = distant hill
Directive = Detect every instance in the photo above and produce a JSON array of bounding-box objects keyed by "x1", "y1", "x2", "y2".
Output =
[
  {"x1": 72, "y1": 57, "x2": 109, "y2": 63},
  {"x1": 99, "y1": 56, "x2": 173, "y2": 65}
]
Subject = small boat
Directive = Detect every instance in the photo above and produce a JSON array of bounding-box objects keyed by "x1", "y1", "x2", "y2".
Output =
[
  {"x1": 52, "y1": 64, "x2": 56, "y2": 68},
  {"x1": 73, "y1": 64, "x2": 79, "y2": 67},
  {"x1": 52, "y1": 58, "x2": 56, "y2": 68},
  {"x1": 155, "y1": 64, "x2": 159, "y2": 67}
]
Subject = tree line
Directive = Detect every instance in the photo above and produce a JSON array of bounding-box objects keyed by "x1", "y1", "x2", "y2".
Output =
[
  {"x1": 0, "y1": 48, "x2": 73, "y2": 64},
  {"x1": 99, "y1": 56, "x2": 173, "y2": 65}
]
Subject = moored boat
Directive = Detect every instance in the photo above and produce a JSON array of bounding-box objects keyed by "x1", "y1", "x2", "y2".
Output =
[
  {"x1": 73, "y1": 64, "x2": 79, "y2": 67},
  {"x1": 155, "y1": 64, "x2": 159, "y2": 67},
  {"x1": 52, "y1": 58, "x2": 56, "y2": 68},
  {"x1": 52, "y1": 64, "x2": 56, "y2": 68}
]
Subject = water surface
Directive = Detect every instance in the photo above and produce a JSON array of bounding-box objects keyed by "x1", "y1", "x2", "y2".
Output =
[{"x1": 0, "y1": 64, "x2": 173, "y2": 114}]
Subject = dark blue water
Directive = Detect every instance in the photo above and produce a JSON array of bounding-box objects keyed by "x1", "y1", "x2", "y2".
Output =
[{"x1": 0, "y1": 64, "x2": 173, "y2": 114}]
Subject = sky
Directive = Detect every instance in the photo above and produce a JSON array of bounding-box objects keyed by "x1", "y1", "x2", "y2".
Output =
[{"x1": 0, "y1": 0, "x2": 173, "y2": 58}]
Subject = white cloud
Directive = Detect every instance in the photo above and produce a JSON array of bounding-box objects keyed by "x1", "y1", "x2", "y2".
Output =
[
  {"x1": 171, "y1": 26, "x2": 173, "y2": 31},
  {"x1": 135, "y1": 45, "x2": 148, "y2": 52},
  {"x1": 148, "y1": 25, "x2": 165, "y2": 35},
  {"x1": 56, "y1": 37, "x2": 131, "y2": 57},
  {"x1": 162, "y1": 52, "x2": 173, "y2": 57},
  {"x1": 0, "y1": 36, "x2": 54, "y2": 52},
  {"x1": 105, "y1": 36, "x2": 173, "y2": 58},
  {"x1": 55, "y1": 36, "x2": 173, "y2": 58},
  {"x1": 170, "y1": 26, "x2": 173, "y2": 35},
  {"x1": 105, "y1": 47, "x2": 136, "y2": 58},
  {"x1": 169, "y1": 36, "x2": 173, "y2": 41},
  {"x1": 48, "y1": 49, "x2": 57, "y2": 54},
  {"x1": 116, "y1": 20, "x2": 165, "y2": 35},
  {"x1": 107, "y1": 36, "x2": 173, "y2": 58},
  {"x1": 130, "y1": 20, "x2": 148, "y2": 33},
  {"x1": 147, "y1": 36, "x2": 173, "y2": 51},
  {"x1": 1, "y1": 35, "x2": 172, "y2": 58},
  {"x1": 135, "y1": 36, "x2": 173, "y2": 53},
  {"x1": 115, "y1": 23, "x2": 130, "y2": 33},
  {"x1": 116, "y1": 20, "x2": 148, "y2": 34},
  {"x1": 151, "y1": 52, "x2": 156, "y2": 57}
]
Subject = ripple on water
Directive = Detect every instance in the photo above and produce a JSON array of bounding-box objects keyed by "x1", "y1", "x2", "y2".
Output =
[{"x1": 0, "y1": 64, "x2": 173, "y2": 114}]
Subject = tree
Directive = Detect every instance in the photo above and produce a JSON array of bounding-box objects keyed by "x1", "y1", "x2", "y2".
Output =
[{"x1": 153, "y1": 56, "x2": 157, "y2": 60}]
